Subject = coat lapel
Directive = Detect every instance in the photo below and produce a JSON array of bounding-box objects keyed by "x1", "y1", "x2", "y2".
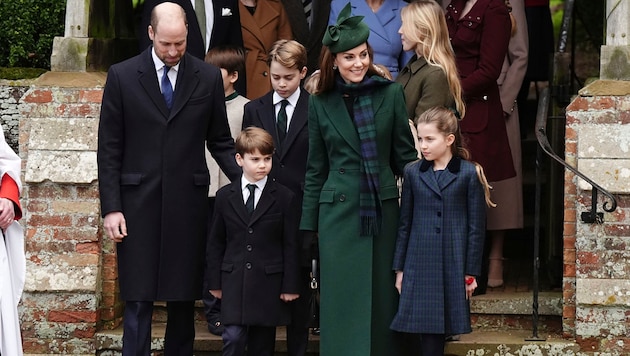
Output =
[
  {"x1": 418, "y1": 160, "x2": 442, "y2": 197},
  {"x1": 138, "y1": 48, "x2": 170, "y2": 118},
  {"x1": 168, "y1": 54, "x2": 200, "y2": 122},
  {"x1": 228, "y1": 181, "x2": 250, "y2": 225},
  {"x1": 255, "y1": 93, "x2": 282, "y2": 152},
  {"x1": 280, "y1": 90, "x2": 309, "y2": 159},
  {"x1": 249, "y1": 181, "x2": 277, "y2": 225},
  {"x1": 321, "y1": 92, "x2": 361, "y2": 156}
]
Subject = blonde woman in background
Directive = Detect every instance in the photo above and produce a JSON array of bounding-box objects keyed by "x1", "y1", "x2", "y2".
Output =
[{"x1": 396, "y1": 0, "x2": 465, "y2": 155}]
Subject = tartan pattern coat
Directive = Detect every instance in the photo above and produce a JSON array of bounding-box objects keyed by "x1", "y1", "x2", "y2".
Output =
[
  {"x1": 391, "y1": 157, "x2": 486, "y2": 334},
  {"x1": 300, "y1": 80, "x2": 417, "y2": 355}
]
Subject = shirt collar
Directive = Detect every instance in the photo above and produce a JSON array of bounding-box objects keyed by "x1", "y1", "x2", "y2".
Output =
[
  {"x1": 241, "y1": 175, "x2": 268, "y2": 191},
  {"x1": 151, "y1": 47, "x2": 181, "y2": 73},
  {"x1": 273, "y1": 87, "x2": 301, "y2": 107}
]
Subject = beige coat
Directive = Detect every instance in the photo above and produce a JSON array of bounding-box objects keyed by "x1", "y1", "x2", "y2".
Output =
[{"x1": 239, "y1": 0, "x2": 293, "y2": 99}]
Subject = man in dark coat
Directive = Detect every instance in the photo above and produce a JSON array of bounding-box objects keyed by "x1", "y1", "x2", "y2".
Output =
[
  {"x1": 97, "y1": 2, "x2": 240, "y2": 354},
  {"x1": 280, "y1": 0, "x2": 331, "y2": 74},
  {"x1": 139, "y1": 0, "x2": 246, "y2": 95}
]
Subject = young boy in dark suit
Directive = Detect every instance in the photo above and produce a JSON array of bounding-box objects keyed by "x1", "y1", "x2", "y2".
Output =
[
  {"x1": 207, "y1": 127, "x2": 301, "y2": 356},
  {"x1": 241, "y1": 39, "x2": 314, "y2": 356}
]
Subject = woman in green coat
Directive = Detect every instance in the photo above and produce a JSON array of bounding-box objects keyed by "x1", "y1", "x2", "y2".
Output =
[{"x1": 300, "y1": 4, "x2": 417, "y2": 355}]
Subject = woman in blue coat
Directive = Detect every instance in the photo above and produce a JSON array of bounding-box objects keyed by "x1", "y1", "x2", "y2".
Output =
[
  {"x1": 329, "y1": 0, "x2": 413, "y2": 78},
  {"x1": 301, "y1": 4, "x2": 417, "y2": 355},
  {"x1": 391, "y1": 107, "x2": 494, "y2": 354}
]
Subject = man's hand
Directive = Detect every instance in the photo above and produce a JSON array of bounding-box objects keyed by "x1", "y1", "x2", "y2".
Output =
[
  {"x1": 210, "y1": 290, "x2": 222, "y2": 299},
  {"x1": 0, "y1": 197, "x2": 15, "y2": 230},
  {"x1": 104, "y1": 212, "x2": 128, "y2": 242},
  {"x1": 280, "y1": 293, "x2": 299, "y2": 302}
]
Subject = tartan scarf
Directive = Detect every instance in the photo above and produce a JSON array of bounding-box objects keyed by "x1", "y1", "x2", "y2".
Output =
[{"x1": 336, "y1": 75, "x2": 392, "y2": 236}]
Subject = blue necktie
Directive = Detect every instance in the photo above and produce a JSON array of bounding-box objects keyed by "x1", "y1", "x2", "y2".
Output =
[{"x1": 162, "y1": 66, "x2": 173, "y2": 110}]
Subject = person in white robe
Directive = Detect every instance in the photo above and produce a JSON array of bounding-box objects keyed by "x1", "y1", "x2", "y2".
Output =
[{"x1": 0, "y1": 124, "x2": 24, "y2": 356}]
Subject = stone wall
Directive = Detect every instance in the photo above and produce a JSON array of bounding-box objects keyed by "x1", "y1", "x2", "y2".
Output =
[
  {"x1": 564, "y1": 80, "x2": 630, "y2": 354},
  {"x1": 0, "y1": 80, "x2": 33, "y2": 152},
  {"x1": 18, "y1": 72, "x2": 121, "y2": 354}
]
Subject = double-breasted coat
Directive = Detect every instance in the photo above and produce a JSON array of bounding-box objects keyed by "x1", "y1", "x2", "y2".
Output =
[
  {"x1": 445, "y1": 0, "x2": 515, "y2": 182},
  {"x1": 329, "y1": 0, "x2": 413, "y2": 77},
  {"x1": 98, "y1": 48, "x2": 241, "y2": 301},
  {"x1": 206, "y1": 179, "x2": 300, "y2": 325},
  {"x1": 390, "y1": 157, "x2": 485, "y2": 334},
  {"x1": 300, "y1": 79, "x2": 417, "y2": 356},
  {"x1": 242, "y1": 89, "x2": 311, "y2": 263},
  {"x1": 239, "y1": 0, "x2": 293, "y2": 99}
]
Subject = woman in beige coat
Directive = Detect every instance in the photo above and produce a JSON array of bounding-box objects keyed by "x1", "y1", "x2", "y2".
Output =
[{"x1": 239, "y1": 0, "x2": 293, "y2": 99}]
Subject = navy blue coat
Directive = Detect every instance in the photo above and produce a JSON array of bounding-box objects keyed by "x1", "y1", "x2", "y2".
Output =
[{"x1": 391, "y1": 157, "x2": 485, "y2": 335}]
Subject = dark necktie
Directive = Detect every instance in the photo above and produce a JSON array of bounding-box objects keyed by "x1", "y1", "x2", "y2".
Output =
[
  {"x1": 277, "y1": 100, "x2": 289, "y2": 145},
  {"x1": 162, "y1": 66, "x2": 173, "y2": 110},
  {"x1": 245, "y1": 184, "x2": 256, "y2": 214},
  {"x1": 303, "y1": 0, "x2": 312, "y2": 27},
  {"x1": 195, "y1": 0, "x2": 207, "y2": 47}
]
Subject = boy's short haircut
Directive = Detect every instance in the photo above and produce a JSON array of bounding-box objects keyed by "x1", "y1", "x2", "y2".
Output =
[
  {"x1": 205, "y1": 45, "x2": 246, "y2": 75},
  {"x1": 236, "y1": 127, "x2": 275, "y2": 156},
  {"x1": 267, "y1": 39, "x2": 307, "y2": 70}
]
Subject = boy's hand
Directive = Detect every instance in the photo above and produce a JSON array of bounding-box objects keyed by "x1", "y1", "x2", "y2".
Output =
[
  {"x1": 280, "y1": 293, "x2": 299, "y2": 302},
  {"x1": 210, "y1": 290, "x2": 222, "y2": 299}
]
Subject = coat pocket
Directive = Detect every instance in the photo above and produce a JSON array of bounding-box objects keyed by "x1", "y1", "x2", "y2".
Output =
[
  {"x1": 265, "y1": 263, "x2": 284, "y2": 274},
  {"x1": 221, "y1": 262, "x2": 234, "y2": 272},
  {"x1": 380, "y1": 184, "x2": 400, "y2": 200},
  {"x1": 120, "y1": 173, "x2": 142, "y2": 185},
  {"x1": 318, "y1": 189, "x2": 335, "y2": 203},
  {"x1": 187, "y1": 93, "x2": 212, "y2": 105}
]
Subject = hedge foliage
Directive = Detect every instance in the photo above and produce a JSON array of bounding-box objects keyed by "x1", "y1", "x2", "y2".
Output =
[{"x1": 0, "y1": 0, "x2": 65, "y2": 69}]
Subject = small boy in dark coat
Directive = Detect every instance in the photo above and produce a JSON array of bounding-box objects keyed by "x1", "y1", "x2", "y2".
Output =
[{"x1": 207, "y1": 127, "x2": 301, "y2": 356}]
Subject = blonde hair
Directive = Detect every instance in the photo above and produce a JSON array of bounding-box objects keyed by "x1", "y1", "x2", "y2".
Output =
[
  {"x1": 268, "y1": 39, "x2": 307, "y2": 70},
  {"x1": 417, "y1": 107, "x2": 495, "y2": 207},
  {"x1": 400, "y1": 1, "x2": 465, "y2": 118}
]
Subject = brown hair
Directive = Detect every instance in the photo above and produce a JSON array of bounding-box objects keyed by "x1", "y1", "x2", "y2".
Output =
[
  {"x1": 314, "y1": 42, "x2": 388, "y2": 95},
  {"x1": 267, "y1": 39, "x2": 308, "y2": 70},
  {"x1": 205, "y1": 45, "x2": 246, "y2": 75},
  {"x1": 416, "y1": 107, "x2": 496, "y2": 207},
  {"x1": 236, "y1": 127, "x2": 275, "y2": 156}
]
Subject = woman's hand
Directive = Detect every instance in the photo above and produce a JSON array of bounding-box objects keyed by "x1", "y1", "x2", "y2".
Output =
[
  {"x1": 0, "y1": 197, "x2": 15, "y2": 230},
  {"x1": 465, "y1": 275, "x2": 477, "y2": 300}
]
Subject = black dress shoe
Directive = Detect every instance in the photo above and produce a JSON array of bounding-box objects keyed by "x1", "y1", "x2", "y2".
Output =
[
  {"x1": 207, "y1": 320, "x2": 225, "y2": 336},
  {"x1": 311, "y1": 328, "x2": 320, "y2": 336}
]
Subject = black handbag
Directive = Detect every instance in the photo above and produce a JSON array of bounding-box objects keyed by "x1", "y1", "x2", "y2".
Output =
[{"x1": 307, "y1": 258, "x2": 320, "y2": 328}]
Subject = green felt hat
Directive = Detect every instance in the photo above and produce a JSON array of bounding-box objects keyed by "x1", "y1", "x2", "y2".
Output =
[{"x1": 322, "y1": 2, "x2": 370, "y2": 53}]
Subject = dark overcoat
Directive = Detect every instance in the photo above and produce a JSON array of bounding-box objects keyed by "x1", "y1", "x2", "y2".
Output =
[
  {"x1": 445, "y1": 0, "x2": 515, "y2": 182},
  {"x1": 242, "y1": 90, "x2": 311, "y2": 264},
  {"x1": 300, "y1": 79, "x2": 417, "y2": 356},
  {"x1": 391, "y1": 157, "x2": 485, "y2": 335},
  {"x1": 206, "y1": 179, "x2": 300, "y2": 326},
  {"x1": 280, "y1": 0, "x2": 331, "y2": 74},
  {"x1": 98, "y1": 48, "x2": 240, "y2": 301},
  {"x1": 139, "y1": 0, "x2": 244, "y2": 60}
]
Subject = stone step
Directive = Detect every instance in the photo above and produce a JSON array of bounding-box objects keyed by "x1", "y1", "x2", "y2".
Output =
[
  {"x1": 94, "y1": 325, "x2": 579, "y2": 355},
  {"x1": 95, "y1": 292, "x2": 565, "y2": 355}
]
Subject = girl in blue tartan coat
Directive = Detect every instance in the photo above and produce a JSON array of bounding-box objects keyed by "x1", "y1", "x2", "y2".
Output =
[{"x1": 391, "y1": 107, "x2": 496, "y2": 355}]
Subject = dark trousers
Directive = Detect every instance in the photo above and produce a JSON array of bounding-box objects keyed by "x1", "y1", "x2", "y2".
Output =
[
  {"x1": 286, "y1": 267, "x2": 312, "y2": 356},
  {"x1": 222, "y1": 324, "x2": 276, "y2": 356},
  {"x1": 420, "y1": 333, "x2": 445, "y2": 356},
  {"x1": 122, "y1": 300, "x2": 195, "y2": 356},
  {"x1": 203, "y1": 197, "x2": 222, "y2": 328}
]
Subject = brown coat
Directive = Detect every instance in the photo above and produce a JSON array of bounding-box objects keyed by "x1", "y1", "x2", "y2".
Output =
[{"x1": 239, "y1": 0, "x2": 293, "y2": 99}]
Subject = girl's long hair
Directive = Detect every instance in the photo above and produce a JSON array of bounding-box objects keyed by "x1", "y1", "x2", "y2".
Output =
[
  {"x1": 400, "y1": 1, "x2": 465, "y2": 118},
  {"x1": 417, "y1": 107, "x2": 495, "y2": 207}
]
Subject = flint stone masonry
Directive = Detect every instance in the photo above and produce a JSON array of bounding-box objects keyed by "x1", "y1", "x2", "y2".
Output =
[
  {"x1": 20, "y1": 72, "x2": 107, "y2": 354},
  {"x1": 0, "y1": 80, "x2": 33, "y2": 151},
  {"x1": 564, "y1": 79, "x2": 630, "y2": 353}
]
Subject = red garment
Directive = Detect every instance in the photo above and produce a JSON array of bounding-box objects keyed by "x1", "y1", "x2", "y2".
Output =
[
  {"x1": 0, "y1": 174, "x2": 21, "y2": 219},
  {"x1": 445, "y1": 0, "x2": 516, "y2": 182},
  {"x1": 524, "y1": 0, "x2": 549, "y2": 7}
]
